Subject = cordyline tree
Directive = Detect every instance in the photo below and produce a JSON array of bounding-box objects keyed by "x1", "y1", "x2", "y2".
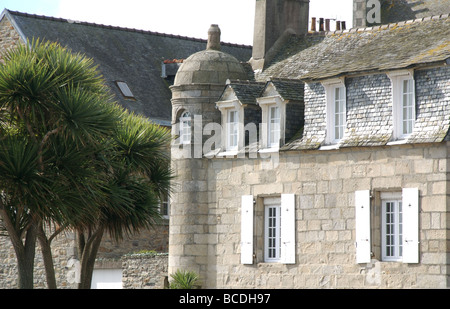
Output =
[{"x1": 0, "y1": 40, "x2": 172, "y2": 289}]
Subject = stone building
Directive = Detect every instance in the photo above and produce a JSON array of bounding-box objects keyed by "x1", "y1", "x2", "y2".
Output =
[
  {"x1": 168, "y1": 0, "x2": 450, "y2": 288},
  {"x1": 1, "y1": 0, "x2": 449, "y2": 289}
]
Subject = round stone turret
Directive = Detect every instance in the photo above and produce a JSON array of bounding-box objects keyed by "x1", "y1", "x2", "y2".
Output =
[
  {"x1": 169, "y1": 25, "x2": 248, "y2": 286},
  {"x1": 173, "y1": 25, "x2": 247, "y2": 86}
]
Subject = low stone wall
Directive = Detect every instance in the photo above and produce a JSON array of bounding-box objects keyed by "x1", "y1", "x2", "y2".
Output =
[{"x1": 122, "y1": 253, "x2": 168, "y2": 289}]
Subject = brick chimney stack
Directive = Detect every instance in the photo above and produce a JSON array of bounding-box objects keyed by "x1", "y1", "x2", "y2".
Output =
[{"x1": 251, "y1": 0, "x2": 309, "y2": 71}]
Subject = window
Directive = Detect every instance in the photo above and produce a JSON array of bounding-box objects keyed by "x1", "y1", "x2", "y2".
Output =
[
  {"x1": 381, "y1": 195, "x2": 403, "y2": 261},
  {"x1": 268, "y1": 106, "x2": 281, "y2": 148},
  {"x1": 159, "y1": 195, "x2": 170, "y2": 219},
  {"x1": 355, "y1": 188, "x2": 419, "y2": 264},
  {"x1": 264, "y1": 198, "x2": 282, "y2": 262},
  {"x1": 322, "y1": 78, "x2": 346, "y2": 145},
  {"x1": 388, "y1": 70, "x2": 416, "y2": 140},
  {"x1": 227, "y1": 110, "x2": 238, "y2": 151},
  {"x1": 333, "y1": 87, "x2": 346, "y2": 141},
  {"x1": 401, "y1": 79, "x2": 415, "y2": 136},
  {"x1": 256, "y1": 92, "x2": 286, "y2": 151},
  {"x1": 241, "y1": 194, "x2": 296, "y2": 265},
  {"x1": 179, "y1": 112, "x2": 191, "y2": 144},
  {"x1": 116, "y1": 81, "x2": 134, "y2": 99}
]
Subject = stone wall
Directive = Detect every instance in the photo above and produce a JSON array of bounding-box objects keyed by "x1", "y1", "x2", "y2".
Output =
[
  {"x1": 122, "y1": 253, "x2": 168, "y2": 289},
  {"x1": 0, "y1": 234, "x2": 169, "y2": 288},
  {"x1": 0, "y1": 14, "x2": 22, "y2": 62},
  {"x1": 0, "y1": 231, "x2": 78, "y2": 289},
  {"x1": 193, "y1": 142, "x2": 448, "y2": 288}
]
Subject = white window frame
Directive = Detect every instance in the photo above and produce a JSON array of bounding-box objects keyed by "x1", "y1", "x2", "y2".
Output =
[
  {"x1": 241, "y1": 194, "x2": 295, "y2": 265},
  {"x1": 179, "y1": 111, "x2": 191, "y2": 145},
  {"x1": 387, "y1": 70, "x2": 416, "y2": 140},
  {"x1": 227, "y1": 109, "x2": 239, "y2": 151},
  {"x1": 322, "y1": 78, "x2": 346, "y2": 145},
  {"x1": 355, "y1": 188, "x2": 419, "y2": 264},
  {"x1": 256, "y1": 94, "x2": 286, "y2": 150},
  {"x1": 264, "y1": 197, "x2": 282, "y2": 262},
  {"x1": 216, "y1": 99, "x2": 243, "y2": 155},
  {"x1": 268, "y1": 106, "x2": 281, "y2": 148},
  {"x1": 381, "y1": 192, "x2": 403, "y2": 262}
]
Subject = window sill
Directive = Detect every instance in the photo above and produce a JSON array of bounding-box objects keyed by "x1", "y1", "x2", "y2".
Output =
[
  {"x1": 217, "y1": 150, "x2": 239, "y2": 157},
  {"x1": 386, "y1": 139, "x2": 408, "y2": 146},
  {"x1": 257, "y1": 262, "x2": 292, "y2": 270},
  {"x1": 319, "y1": 144, "x2": 340, "y2": 151},
  {"x1": 258, "y1": 147, "x2": 279, "y2": 154}
]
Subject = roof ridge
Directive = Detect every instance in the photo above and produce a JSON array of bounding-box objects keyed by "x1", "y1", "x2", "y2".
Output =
[
  {"x1": 306, "y1": 13, "x2": 450, "y2": 37},
  {"x1": 6, "y1": 9, "x2": 252, "y2": 49}
]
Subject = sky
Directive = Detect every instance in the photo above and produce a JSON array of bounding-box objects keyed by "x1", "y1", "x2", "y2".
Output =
[{"x1": 0, "y1": 0, "x2": 353, "y2": 45}]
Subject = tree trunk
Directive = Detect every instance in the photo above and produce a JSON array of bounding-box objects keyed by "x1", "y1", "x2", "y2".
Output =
[
  {"x1": 16, "y1": 223, "x2": 38, "y2": 289},
  {"x1": 0, "y1": 207, "x2": 38, "y2": 289},
  {"x1": 37, "y1": 226, "x2": 57, "y2": 289},
  {"x1": 77, "y1": 227, "x2": 104, "y2": 289}
]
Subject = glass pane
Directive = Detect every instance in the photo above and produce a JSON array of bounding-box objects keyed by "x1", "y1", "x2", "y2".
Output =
[{"x1": 269, "y1": 106, "x2": 280, "y2": 147}]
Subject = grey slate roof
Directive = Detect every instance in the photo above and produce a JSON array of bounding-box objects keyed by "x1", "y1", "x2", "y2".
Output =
[
  {"x1": 381, "y1": 0, "x2": 450, "y2": 24},
  {"x1": 258, "y1": 13, "x2": 450, "y2": 82},
  {"x1": 4, "y1": 10, "x2": 252, "y2": 125},
  {"x1": 219, "y1": 80, "x2": 266, "y2": 105},
  {"x1": 267, "y1": 78, "x2": 304, "y2": 102}
]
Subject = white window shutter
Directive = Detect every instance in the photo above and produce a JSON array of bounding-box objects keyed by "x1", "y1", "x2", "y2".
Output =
[
  {"x1": 281, "y1": 194, "x2": 296, "y2": 264},
  {"x1": 241, "y1": 195, "x2": 254, "y2": 264},
  {"x1": 355, "y1": 190, "x2": 371, "y2": 263},
  {"x1": 402, "y1": 188, "x2": 419, "y2": 263}
]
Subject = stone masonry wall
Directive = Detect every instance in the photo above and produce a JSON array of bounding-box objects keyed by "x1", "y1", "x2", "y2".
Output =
[
  {"x1": 0, "y1": 14, "x2": 22, "y2": 62},
  {"x1": 200, "y1": 142, "x2": 449, "y2": 288},
  {"x1": 122, "y1": 253, "x2": 168, "y2": 289}
]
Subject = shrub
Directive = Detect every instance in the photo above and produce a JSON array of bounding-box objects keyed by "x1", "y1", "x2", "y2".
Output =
[{"x1": 169, "y1": 269, "x2": 199, "y2": 289}]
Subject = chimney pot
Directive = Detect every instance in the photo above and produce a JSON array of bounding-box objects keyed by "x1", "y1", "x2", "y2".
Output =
[
  {"x1": 336, "y1": 20, "x2": 341, "y2": 30},
  {"x1": 325, "y1": 19, "x2": 330, "y2": 31},
  {"x1": 319, "y1": 18, "x2": 324, "y2": 31},
  {"x1": 341, "y1": 21, "x2": 346, "y2": 30},
  {"x1": 311, "y1": 17, "x2": 316, "y2": 32},
  {"x1": 207, "y1": 24, "x2": 221, "y2": 51}
]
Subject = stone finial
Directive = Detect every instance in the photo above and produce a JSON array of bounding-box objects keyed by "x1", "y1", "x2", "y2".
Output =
[{"x1": 207, "y1": 24, "x2": 221, "y2": 51}]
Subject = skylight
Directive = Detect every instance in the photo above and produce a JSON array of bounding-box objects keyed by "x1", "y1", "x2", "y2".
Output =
[{"x1": 116, "y1": 81, "x2": 134, "y2": 99}]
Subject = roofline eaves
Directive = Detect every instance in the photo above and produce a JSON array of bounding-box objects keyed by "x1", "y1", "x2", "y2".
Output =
[{"x1": 6, "y1": 10, "x2": 252, "y2": 49}]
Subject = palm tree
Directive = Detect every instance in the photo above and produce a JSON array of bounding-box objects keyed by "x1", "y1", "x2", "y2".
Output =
[
  {"x1": 76, "y1": 111, "x2": 173, "y2": 289},
  {"x1": 0, "y1": 39, "x2": 120, "y2": 288}
]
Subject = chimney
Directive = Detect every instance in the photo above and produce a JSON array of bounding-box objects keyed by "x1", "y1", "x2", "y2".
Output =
[
  {"x1": 251, "y1": 0, "x2": 310, "y2": 70},
  {"x1": 311, "y1": 17, "x2": 316, "y2": 31},
  {"x1": 207, "y1": 24, "x2": 221, "y2": 51}
]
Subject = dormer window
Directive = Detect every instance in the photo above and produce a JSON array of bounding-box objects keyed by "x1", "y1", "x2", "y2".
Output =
[
  {"x1": 179, "y1": 111, "x2": 191, "y2": 144},
  {"x1": 227, "y1": 109, "x2": 239, "y2": 151},
  {"x1": 388, "y1": 70, "x2": 416, "y2": 140},
  {"x1": 268, "y1": 106, "x2": 281, "y2": 148},
  {"x1": 322, "y1": 78, "x2": 347, "y2": 145}
]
